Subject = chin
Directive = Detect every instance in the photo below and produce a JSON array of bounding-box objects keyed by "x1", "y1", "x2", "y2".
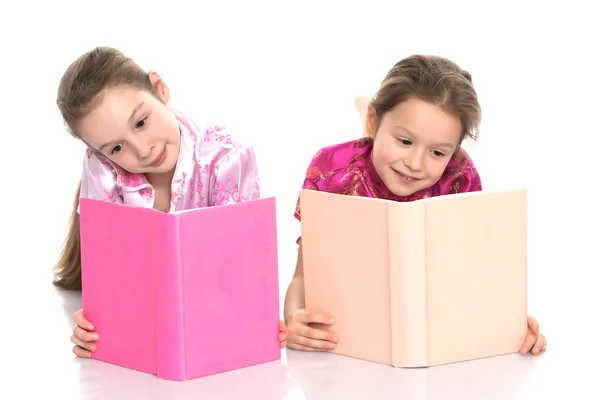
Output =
[
  {"x1": 391, "y1": 188, "x2": 420, "y2": 197},
  {"x1": 148, "y1": 155, "x2": 177, "y2": 175},
  {"x1": 386, "y1": 180, "x2": 433, "y2": 198},
  {"x1": 150, "y1": 165, "x2": 175, "y2": 175}
]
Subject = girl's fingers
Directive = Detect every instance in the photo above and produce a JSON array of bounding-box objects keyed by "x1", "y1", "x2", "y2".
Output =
[
  {"x1": 532, "y1": 334, "x2": 546, "y2": 355},
  {"x1": 279, "y1": 331, "x2": 287, "y2": 343},
  {"x1": 527, "y1": 316, "x2": 540, "y2": 335},
  {"x1": 298, "y1": 324, "x2": 338, "y2": 343},
  {"x1": 72, "y1": 345, "x2": 92, "y2": 358},
  {"x1": 73, "y1": 326, "x2": 99, "y2": 342},
  {"x1": 73, "y1": 309, "x2": 94, "y2": 331},
  {"x1": 520, "y1": 329, "x2": 537, "y2": 355},
  {"x1": 287, "y1": 341, "x2": 329, "y2": 352},
  {"x1": 296, "y1": 312, "x2": 335, "y2": 326},
  {"x1": 289, "y1": 333, "x2": 336, "y2": 350},
  {"x1": 70, "y1": 334, "x2": 97, "y2": 354},
  {"x1": 279, "y1": 320, "x2": 289, "y2": 334}
]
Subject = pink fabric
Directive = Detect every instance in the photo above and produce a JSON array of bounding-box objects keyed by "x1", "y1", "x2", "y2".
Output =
[
  {"x1": 295, "y1": 137, "x2": 482, "y2": 228},
  {"x1": 79, "y1": 109, "x2": 260, "y2": 212}
]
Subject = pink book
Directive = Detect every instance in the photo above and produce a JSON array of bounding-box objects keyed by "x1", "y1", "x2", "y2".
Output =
[
  {"x1": 299, "y1": 189, "x2": 528, "y2": 367},
  {"x1": 78, "y1": 197, "x2": 281, "y2": 380}
]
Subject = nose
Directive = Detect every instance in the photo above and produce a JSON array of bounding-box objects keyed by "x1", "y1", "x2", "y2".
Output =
[
  {"x1": 133, "y1": 137, "x2": 154, "y2": 160},
  {"x1": 403, "y1": 148, "x2": 424, "y2": 172}
]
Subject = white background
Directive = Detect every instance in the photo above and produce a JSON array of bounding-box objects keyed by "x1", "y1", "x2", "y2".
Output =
[{"x1": 1, "y1": 0, "x2": 598, "y2": 398}]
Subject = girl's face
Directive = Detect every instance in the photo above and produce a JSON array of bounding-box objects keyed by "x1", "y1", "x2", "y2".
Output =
[
  {"x1": 77, "y1": 73, "x2": 180, "y2": 176},
  {"x1": 367, "y1": 97, "x2": 462, "y2": 197}
]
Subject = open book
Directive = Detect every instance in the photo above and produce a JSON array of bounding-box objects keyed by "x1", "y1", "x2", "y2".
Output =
[
  {"x1": 79, "y1": 197, "x2": 281, "y2": 380},
  {"x1": 299, "y1": 188, "x2": 528, "y2": 367}
]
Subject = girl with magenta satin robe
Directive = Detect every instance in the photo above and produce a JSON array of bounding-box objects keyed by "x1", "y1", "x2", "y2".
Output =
[{"x1": 283, "y1": 55, "x2": 546, "y2": 357}]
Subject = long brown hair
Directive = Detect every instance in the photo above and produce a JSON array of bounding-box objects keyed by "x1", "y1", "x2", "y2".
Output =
[
  {"x1": 370, "y1": 55, "x2": 481, "y2": 146},
  {"x1": 53, "y1": 47, "x2": 158, "y2": 290}
]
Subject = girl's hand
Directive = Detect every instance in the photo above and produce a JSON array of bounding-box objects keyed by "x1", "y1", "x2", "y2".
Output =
[
  {"x1": 286, "y1": 309, "x2": 339, "y2": 352},
  {"x1": 279, "y1": 320, "x2": 289, "y2": 349},
  {"x1": 70, "y1": 309, "x2": 99, "y2": 358},
  {"x1": 520, "y1": 316, "x2": 547, "y2": 356}
]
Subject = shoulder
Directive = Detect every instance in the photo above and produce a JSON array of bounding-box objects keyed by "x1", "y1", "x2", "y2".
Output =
[
  {"x1": 204, "y1": 125, "x2": 254, "y2": 155},
  {"x1": 449, "y1": 148, "x2": 481, "y2": 180},
  {"x1": 196, "y1": 125, "x2": 257, "y2": 171},
  {"x1": 306, "y1": 137, "x2": 372, "y2": 169},
  {"x1": 183, "y1": 121, "x2": 260, "y2": 204},
  {"x1": 300, "y1": 137, "x2": 372, "y2": 193},
  {"x1": 174, "y1": 109, "x2": 256, "y2": 167},
  {"x1": 439, "y1": 148, "x2": 482, "y2": 194}
]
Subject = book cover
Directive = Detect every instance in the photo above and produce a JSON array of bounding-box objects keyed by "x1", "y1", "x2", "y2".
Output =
[
  {"x1": 79, "y1": 197, "x2": 281, "y2": 380},
  {"x1": 299, "y1": 188, "x2": 528, "y2": 367}
]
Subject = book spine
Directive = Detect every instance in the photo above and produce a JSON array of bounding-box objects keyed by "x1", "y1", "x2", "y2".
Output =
[
  {"x1": 154, "y1": 213, "x2": 187, "y2": 380},
  {"x1": 388, "y1": 201, "x2": 428, "y2": 367}
]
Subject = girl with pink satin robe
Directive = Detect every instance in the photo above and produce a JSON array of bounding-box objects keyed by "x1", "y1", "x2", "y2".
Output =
[{"x1": 52, "y1": 46, "x2": 288, "y2": 358}]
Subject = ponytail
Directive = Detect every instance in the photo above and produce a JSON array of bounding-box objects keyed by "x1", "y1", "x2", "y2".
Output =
[{"x1": 52, "y1": 181, "x2": 82, "y2": 290}]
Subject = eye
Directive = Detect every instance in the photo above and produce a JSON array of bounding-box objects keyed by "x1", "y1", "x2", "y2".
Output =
[
  {"x1": 397, "y1": 138, "x2": 412, "y2": 146},
  {"x1": 432, "y1": 150, "x2": 445, "y2": 157},
  {"x1": 135, "y1": 117, "x2": 148, "y2": 129},
  {"x1": 111, "y1": 144, "x2": 123, "y2": 154}
]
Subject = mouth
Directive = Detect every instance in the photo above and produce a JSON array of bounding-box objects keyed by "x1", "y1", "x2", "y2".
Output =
[
  {"x1": 392, "y1": 168, "x2": 420, "y2": 183},
  {"x1": 149, "y1": 146, "x2": 167, "y2": 167}
]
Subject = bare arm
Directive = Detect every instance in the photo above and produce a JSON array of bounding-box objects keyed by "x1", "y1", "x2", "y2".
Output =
[
  {"x1": 284, "y1": 240, "x2": 306, "y2": 324},
  {"x1": 283, "y1": 239, "x2": 339, "y2": 351}
]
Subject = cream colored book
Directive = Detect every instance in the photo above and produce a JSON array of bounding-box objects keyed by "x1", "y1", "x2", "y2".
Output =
[{"x1": 300, "y1": 188, "x2": 528, "y2": 367}]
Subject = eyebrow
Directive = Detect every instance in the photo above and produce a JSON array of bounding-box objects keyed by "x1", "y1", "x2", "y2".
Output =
[
  {"x1": 98, "y1": 102, "x2": 145, "y2": 152},
  {"x1": 395, "y1": 125, "x2": 455, "y2": 149},
  {"x1": 128, "y1": 102, "x2": 145, "y2": 125}
]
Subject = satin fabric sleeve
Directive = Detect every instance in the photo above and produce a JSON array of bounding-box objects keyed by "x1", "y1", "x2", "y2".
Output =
[
  {"x1": 210, "y1": 144, "x2": 261, "y2": 206},
  {"x1": 438, "y1": 151, "x2": 483, "y2": 194},
  {"x1": 78, "y1": 151, "x2": 123, "y2": 213}
]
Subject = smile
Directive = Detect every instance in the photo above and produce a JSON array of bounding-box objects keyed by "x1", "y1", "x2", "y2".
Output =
[
  {"x1": 149, "y1": 147, "x2": 166, "y2": 167},
  {"x1": 393, "y1": 169, "x2": 420, "y2": 183}
]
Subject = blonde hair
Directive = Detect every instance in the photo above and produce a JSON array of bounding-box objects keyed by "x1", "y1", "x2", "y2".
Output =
[
  {"x1": 53, "y1": 182, "x2": 82, "y2": 290},
  {"x1": 53, "y1": 47, "x2": 158, "y2": 290}
]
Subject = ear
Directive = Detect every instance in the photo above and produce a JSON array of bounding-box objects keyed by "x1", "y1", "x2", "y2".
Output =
[
  {"x1": 365, "y1": 103, "x2": 379, "y2": 138},
  {"x1": 148, "y1": 71, "x2": 171, "y2": 103}
]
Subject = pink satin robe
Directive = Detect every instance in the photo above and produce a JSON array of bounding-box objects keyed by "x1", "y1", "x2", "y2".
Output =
[{"x1": 79, "y1": 109, "x2": 260, "y2": 212}]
